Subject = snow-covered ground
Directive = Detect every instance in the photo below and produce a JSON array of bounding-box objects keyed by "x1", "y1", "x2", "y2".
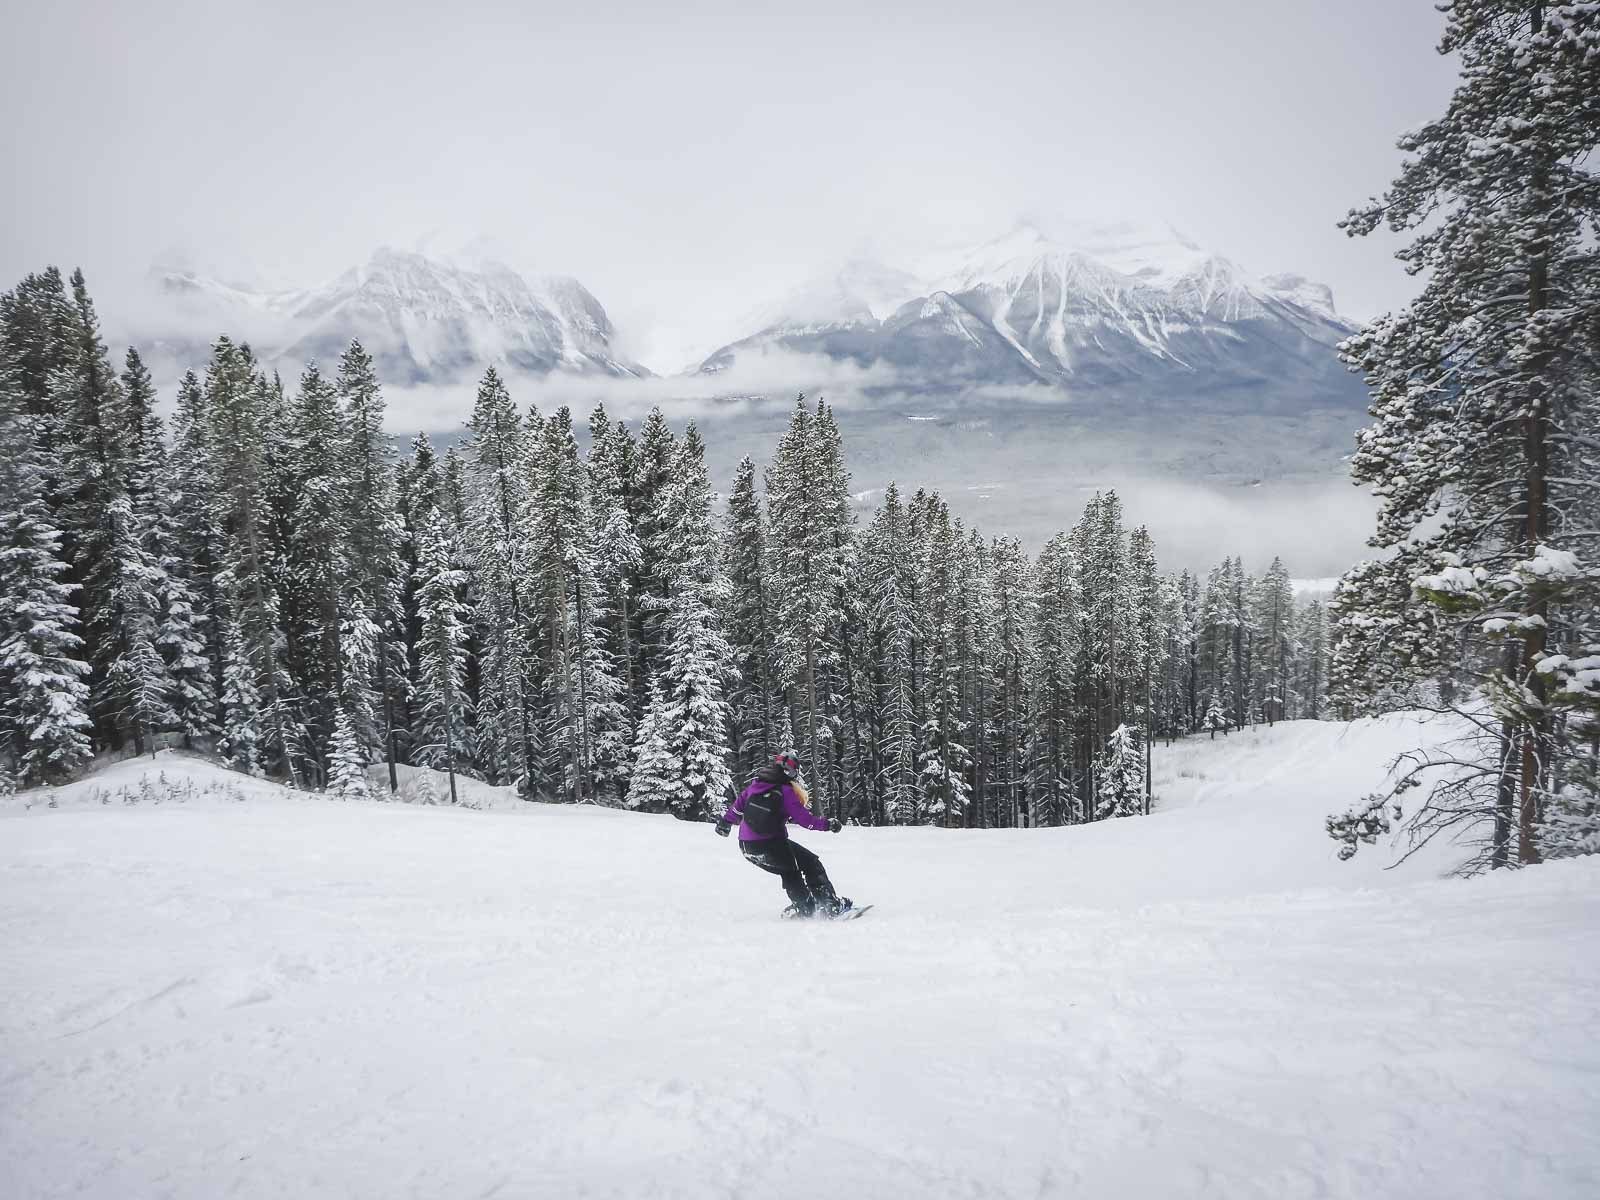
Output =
[{"x1": 3, "y1": 714, "x2": 1597, "y2": 1199}]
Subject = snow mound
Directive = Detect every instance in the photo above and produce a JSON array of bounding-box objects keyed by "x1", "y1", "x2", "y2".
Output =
[{"x1": 3, "y1": 717, "x2": 1597, "y2": 1199}]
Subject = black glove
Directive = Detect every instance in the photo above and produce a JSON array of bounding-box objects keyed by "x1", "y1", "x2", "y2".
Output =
[
  {"x1": 827, "y1": 817, "x2": 842, "y2": 833},
  {"x1": 714, "y1": 819, "x2": 732, "y2": 838}
]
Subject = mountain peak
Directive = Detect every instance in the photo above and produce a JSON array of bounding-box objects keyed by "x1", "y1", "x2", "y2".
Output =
[
  {"x1": 130, "y1": 247, "x2": 646, "y2": 384},
  {"x1": 699, "y1": 218, "x2": 1354, "y2": 387}
]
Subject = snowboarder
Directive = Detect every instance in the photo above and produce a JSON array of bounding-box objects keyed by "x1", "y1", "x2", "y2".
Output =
[{"x1": 716, "y1": 750, "x2": 851, "y2": 918}]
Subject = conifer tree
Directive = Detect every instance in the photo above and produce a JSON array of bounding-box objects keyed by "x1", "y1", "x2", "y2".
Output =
[
  {"x1": 1255, "y1": 558, "x2": 1295, "y2": 726},
  {"x1": 625, "y1": 679, "x2": 678, "y2": 813},
  {"x1": 0, "y1": 364, "x2": 91, "y2": 783},
  {"x1": 206, "y1": 340, "x2": 303, "y2": 785},
  {"x1": 989, "y1": 536, "x2": 1036, "y2": 828},
  {"x1": 283, "y1": 363, "x2": 351, "y2": 780},
  {"x1": 123, "y1": 350, "x2": 216, "y2": 751},
  {"x1": 327, "y1": 706, "x2": 370, "y2": 800},
  {"x1": 51, "y1": 269, "x2": 131, "y2": 744},
  {"x1": 1295, "y1": 598, "x2": 1329, "y2": 721},
  {"x1": 0, "y1": 267, "x2": 75, "y2": 422},
  {"x1": 1127, "y1": 525, "x2": 1163, "y2": 810},
  {"x1": 168, "y1": 370, "x2": 227, "y2": 731},
  {"x1": 1095, "y1": 723, "x2": 1145, "y2": 819},
  {"x1": 218, "y1": 620, "x2": 263, "y2": 776},
  {"x1": 1031, "y1": 531, "x2": 1081, "y2": 825},
  {"x1": 462, "y1": 367, "x2": 535, "y2": 790},
  {"x1": 861, "y1": 482, "x2": 921, "y2": 824},
  {"x1": 414, "y1": 508, "x2": 470, "y2": 804},
  {"x1": 1333, "y1": 1, "x2": 1600, "y2": 868},
  {"x1": 626, "y1": 425, "x2": 733, "y2": 819},
  {"x1": 917, "y1": 496, "x2": 972, "y2": 825},
  {"x1": 766, "y1": 397, "x2": 851, "y2": 818},
  {"x1": 722, "y1": 456, "x2": 778, "y2": 781},
  {"x1": 632, "y1": 406, "x2": 679, "y2": 687},
  {"x1": 337, "y1": 341, "x2": 407, "y2": 789},
  {"x1": 530, "y1": 407, "x2": 630, "y2": 803},
  {"x1": 587, "y1": 410, "x2": 643, "y2": 722}
]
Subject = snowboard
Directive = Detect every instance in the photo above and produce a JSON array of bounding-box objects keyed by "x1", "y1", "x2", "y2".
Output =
[{"x1": 781, "y1": 903, "x2": 873, "y2": 921}]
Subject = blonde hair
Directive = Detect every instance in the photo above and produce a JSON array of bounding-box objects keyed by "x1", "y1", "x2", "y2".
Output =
[{"x1": 790, "y1": 779, "x2": 810, "y2": 807}]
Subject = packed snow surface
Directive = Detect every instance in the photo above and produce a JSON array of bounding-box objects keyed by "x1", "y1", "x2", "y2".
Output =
[{"x1": 4, "y1": 714, "x2": 1598, "y2": 1199}]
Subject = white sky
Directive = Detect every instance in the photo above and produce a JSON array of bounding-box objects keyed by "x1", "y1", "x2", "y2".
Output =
[{"x1": 1, "y1": 0, "x2": 1457, "y2": 372}]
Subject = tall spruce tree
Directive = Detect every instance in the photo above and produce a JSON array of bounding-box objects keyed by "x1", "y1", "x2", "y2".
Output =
[
  {"x1": 284, "y1": 363, "x2": 353, "y2": 782},
  {"x1": 462, "y1": 368, "x2": 535, "y2": 790},
  {"x1": 861, "y1": 482, "x2": 921, "y2": 824},
  {"x1": 337, "y1": 342, "x2": 407, "y2": 789},
  {"x1": 0, "y1": 357, "x2": 91, "y2": 783},
  {"x1": 722, "y1": 456, "x2": 779, "y2": 782},
  {"x1": 626, "y1": 425, "x2": 733, "y2": 819},
  {"x1": 1095, "y1": 723, "x2": 1145, "y2": 820},
  {"x1": 168, "y1": 370, "x2": 227, "y2": 732},
  {"x1": 530, "y1": 407, "x2": 629, "y2": 803},
  {"x1": 206, "y1": 340, "x2": 303, "y2": 784},
  {"x1": 766, "y1": 397, "x2": 851, "y2": 818},
  {"x1": 414, "y1": 507, "x2": 471, "y2": 804},
  {"x1": 1332, "y1": 2, "x2": 1600, "y2": 869}
]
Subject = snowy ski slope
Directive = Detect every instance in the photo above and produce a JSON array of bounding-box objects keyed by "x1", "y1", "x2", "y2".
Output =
[{"x1": 2, "y1": 713, "x2": 1597, "y2": 1199}]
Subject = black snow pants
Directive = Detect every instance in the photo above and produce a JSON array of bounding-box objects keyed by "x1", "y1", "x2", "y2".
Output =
[{"x1": 739, "y1": 837, "x2": 837, "y2": 913}]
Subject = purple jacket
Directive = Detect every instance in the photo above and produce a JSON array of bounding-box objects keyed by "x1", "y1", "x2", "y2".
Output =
[{"x1": 722, "y1": 779, "x2": 829, "y2": 842}]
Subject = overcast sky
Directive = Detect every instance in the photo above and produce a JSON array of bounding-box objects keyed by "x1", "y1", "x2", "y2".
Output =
[{"x1": 2, "y1": 0, "x2": 1457, "y2": 371}]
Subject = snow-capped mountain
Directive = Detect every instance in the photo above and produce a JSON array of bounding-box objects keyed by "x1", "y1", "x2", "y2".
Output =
[
  {"x1": 145, "y1": 248, "x2": 647, "y2": 383},
  {"x1": 699, "y1": 222, "x2": 1357, "y2": 403}
]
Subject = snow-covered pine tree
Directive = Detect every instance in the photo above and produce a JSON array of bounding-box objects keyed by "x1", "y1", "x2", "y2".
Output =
[
  {"x1": 1295, "y1": 597, "x2": 1329, "y2": 721},
  {"x1": 461, "y1": 367, "x2": 535, "y2": 790},
  {"x1": 100, "y1": 348, "x2": 175, "y2": 756},
  {"x1": 1154, "y1": 572, "x2": 1192, "y2": 741},
  {"x1": 722, "y1": 456, "x2": 778, "y2": 783},
  {"x1": 50, "y1": 269, "x2": 133, "y2": 745},
  {"x1": 632, "y1": 406, "x2": 679, "y2": 687},
  {"x1": 168, "y1": 370, "x2": 227, "y2": 733},
  {"x1": 956, "y1": 526, "x2": 997, "y2": 826},
  {"x1": 766, "y1": 396, "x2": 851, "y2": 819},
  {"x1": 1031, "y1": 530, "x2": 1081, "y2": 826},
  {"x1": 1203, "y1": 689, "x2": 1228, "y2": 740},
  {"x1": 1198, "y1": 559, "x2": 1237, "y2": 734},
  {"x1": 283, "y1": 363, "x2": 352, "y2": 782},
  {"x1": 0, "y1": 357, "x2": 91, "y2": 783},
  {"x1": 813, "y1": 402, "x2": 867, "y2": 818},
  {"x1": 206, "y1": 339, "x2": 303, "y2": 785},
  {"x1": 1254, "y1": 558, "x2": 1295, "y2": 726},
  {"x1": 327, "y1": 705, "x2": 370, "y2": 800},
  {"x1": 1333, "y1": 1, "x2": 1600, "y2": 869},
  {"x1": 916, "y1": 495, "x2": 972, "y2": 827},
  {"x1": 529, "y1": 407, "x2": 630, "y2": 804},
  {"x1": 587, "y1": 410, "x2": 644, "y2": 723},
  {"x1": 0, "y1": 267, "x2": 75, "y2": 425},
  {"x1": 101, "y1": 489, "x2": 172, "y2": 757},
  {"x1": 1227, "y1": 558, "x2": 1256, "y2": 731},
  {"x1": 218, "y1": 618, "x2": 263, "y2": 775},
  {"x1": 413, "y1": 507, "x2": 470, "y2": 804},
  {"x1": 1066, "y1": 494, "x2": 1118, "y2": 803},
  {"x1": 119, "y1": 350, "x2": 213, "y2": 749},
  {"x1": 397, "y1": 433, "x2": 445, "y2": 727},
  {"x1": 625, "y1": 424, "x2": 733, "y2": 820},
  {"x1": 1126, "y1": 526, "x2": 1164, "y2": 813},
  {"x1": 337, "y1": 341, "x2": 407, "y2": 790},
  {"x1": 624, "y1": 678, "x2": 678, "y2": 813},
  {"x1": 861, "y1": 482, "x2": 921, "y2": 825},
  {"x1": 989, "y1": 535, "x2": 1036, "y2": 829},
  {"x1": 1095, "y1": 723, "x2": 1145, "y2": 820}
]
